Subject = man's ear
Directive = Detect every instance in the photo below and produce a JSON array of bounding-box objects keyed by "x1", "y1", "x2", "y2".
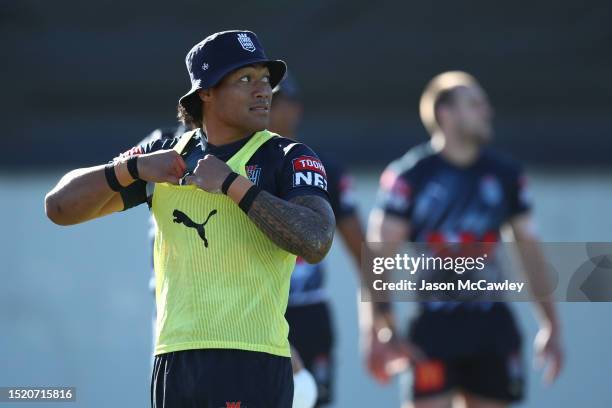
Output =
[
  {"x1": 435, "y1": 105, "x2": 452, "y2": 129},
  {"x1": 198, "y1": 88, "x2": 212, "y2": 103}
]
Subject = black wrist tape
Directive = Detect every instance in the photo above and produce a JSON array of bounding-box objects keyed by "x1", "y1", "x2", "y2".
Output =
[
  {"x1": 239, "y1": 185, "x2": 261, "y2": 214},
  {"x1": 221, "y1": 172, "x2": 239, "y2": 195},
  {"x1": 104, "y1": 163, "x2": 122, "y2": 192},
  {"x1": 127, "y1": 156, "x2": 140, "y2": 180}
]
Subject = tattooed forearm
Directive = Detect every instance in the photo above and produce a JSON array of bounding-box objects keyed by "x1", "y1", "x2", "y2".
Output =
[{"x1": 247, "y1": 192, "x2": 335, "y2": 263}]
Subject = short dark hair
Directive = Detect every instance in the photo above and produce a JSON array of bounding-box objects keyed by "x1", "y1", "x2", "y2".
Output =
[{"x1": 419, "y1": 71, "x2": 478, "y2": 134}]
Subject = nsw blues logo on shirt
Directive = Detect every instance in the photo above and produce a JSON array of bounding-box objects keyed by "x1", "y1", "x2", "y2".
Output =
[{"x1": 245, "y1": 165, "x2": 262, "y2": 185}]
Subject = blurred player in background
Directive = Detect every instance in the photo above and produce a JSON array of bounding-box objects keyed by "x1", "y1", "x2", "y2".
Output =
[
  {"x1": 365, "y1": 71, "x2": 564, "y2": 408},
  {"x1": 269, "y1": 72, "x2": 366, "y2": 407}
]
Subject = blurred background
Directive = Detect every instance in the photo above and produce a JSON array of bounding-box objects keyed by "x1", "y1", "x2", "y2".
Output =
[{"x1": 1, "y1": 1, "x2": 611, "y2": 407}]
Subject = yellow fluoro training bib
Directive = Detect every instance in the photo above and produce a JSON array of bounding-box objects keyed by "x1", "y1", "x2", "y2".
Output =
[{"x1": 152, "y1": 130, "x2": 295, "y2": 357}]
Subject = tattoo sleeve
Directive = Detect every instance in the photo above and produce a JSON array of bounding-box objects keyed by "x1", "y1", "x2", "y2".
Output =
[{"x1": 247, "y1": 192, "x2": 335, "y2": 263}]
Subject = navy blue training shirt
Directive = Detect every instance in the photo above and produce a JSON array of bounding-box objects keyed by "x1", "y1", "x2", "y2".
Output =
[
  {"x1": 375, "y1": 142, "x2": 532, "y2": 310},
  {"x1": 376, "y1": 143, "x2": 531, "y2": 243},
  {"x1": 118, "y1": 128, "x2": 329, "y2": 209}
]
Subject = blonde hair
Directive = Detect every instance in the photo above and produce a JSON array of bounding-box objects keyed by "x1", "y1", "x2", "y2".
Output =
[{"x1": 419, "y1": 71, "x2": 479, "y2": 135}]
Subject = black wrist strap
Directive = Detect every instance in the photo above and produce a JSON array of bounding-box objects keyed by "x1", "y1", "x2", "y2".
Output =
[
  {"x1": 239, "y1": 185, "x2": 261, "y2": 214},
  {"x1": 104, "y1": 163, "x2": 122, "y2": 192},
  {"x1": 127, "y1": 156, "x2": 140, "y2": 180},
  {"x1": 221, "y1": 172, "x2": 239, "y2": 195}
]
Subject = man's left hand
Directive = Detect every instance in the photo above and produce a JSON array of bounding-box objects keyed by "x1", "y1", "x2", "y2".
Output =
[{"x1": 184, "y1": 155, "x2": 232, "y2": 193}]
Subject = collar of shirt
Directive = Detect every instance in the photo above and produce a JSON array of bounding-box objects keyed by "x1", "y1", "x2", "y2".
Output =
[{"x1": 183, "y1": 131, "x2": 256, "y2": 172}]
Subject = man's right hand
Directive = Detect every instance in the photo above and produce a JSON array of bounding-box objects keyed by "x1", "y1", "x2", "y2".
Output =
[
  {"x1": 45, "y1": 149, "x2": 187, "y2": 226},
  {"x1": 361, "y1": 308, "x2": 426, "y2": 384},
  {"x1": 137, "y1": 150, "x2": 187, "y2": 184},
  {"x1": 364, "y1": 326, "x2": 425, "y2": 384}
]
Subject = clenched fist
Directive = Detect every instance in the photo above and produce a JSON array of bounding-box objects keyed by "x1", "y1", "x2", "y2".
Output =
[
  {"x1": 184, "y1": 154, "x2": 232, "y2": 193},
  {"x1": 137, "y1": 150, "x2": 187, "y2": 184}
]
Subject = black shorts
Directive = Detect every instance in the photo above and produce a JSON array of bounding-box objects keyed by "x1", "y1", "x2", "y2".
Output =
[
  {"x1": 151, "y1": 348, "x2": 293, "y2": 408},
  {"x1": 407, "y1": 303, "x2": 525, "y2": 403},
  {"x1": 285, "y1": 301, "x2": 335, "y2": 406}
]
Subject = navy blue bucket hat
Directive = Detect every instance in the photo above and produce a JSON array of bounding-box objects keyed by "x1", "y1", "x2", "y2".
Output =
[{"x1": 179, "y1": 30, "x2": 287, "y2": 116}]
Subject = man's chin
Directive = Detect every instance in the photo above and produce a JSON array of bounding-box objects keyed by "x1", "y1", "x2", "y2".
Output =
[{"x1": 248, "y1": 118, "x2": 269, "y2": 133}]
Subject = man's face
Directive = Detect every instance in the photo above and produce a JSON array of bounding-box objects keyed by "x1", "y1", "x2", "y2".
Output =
[
  {"x1": 205, "y1": 64, "x2": 272, "y2": 134},
  {"x1": 446, "y1": 85, "x2": 493, "y2": 143}
]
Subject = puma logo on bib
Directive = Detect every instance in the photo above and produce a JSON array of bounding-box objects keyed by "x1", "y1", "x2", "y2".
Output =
[{"x1": 173, "y1": 209, "x2": 218, "y2": 248}]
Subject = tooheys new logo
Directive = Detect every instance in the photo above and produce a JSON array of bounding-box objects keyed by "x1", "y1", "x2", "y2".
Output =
[{"x1": 292, "y1": 156, "x2": 328, "y2": 190}]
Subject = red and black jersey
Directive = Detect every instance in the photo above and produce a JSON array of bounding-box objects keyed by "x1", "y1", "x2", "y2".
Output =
[
  {"x1": 376, "y1": 143, "x2": 532, "y2": 312},
  {"x1": 376, "y1": 143, "x2": 531, "y2": 243}
]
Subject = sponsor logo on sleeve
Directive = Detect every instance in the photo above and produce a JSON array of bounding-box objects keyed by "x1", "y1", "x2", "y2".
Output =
[
  {"x1": 292, "y1": 156, "x2": 328, "y2": 190},
  {"x1": 292, "y1": 156, "x2": 327, "y2": 176}
]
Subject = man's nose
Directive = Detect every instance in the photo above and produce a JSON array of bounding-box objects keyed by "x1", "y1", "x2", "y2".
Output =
[{"x1": 253, "y1": 82, "x2": 272, "y2": 99}]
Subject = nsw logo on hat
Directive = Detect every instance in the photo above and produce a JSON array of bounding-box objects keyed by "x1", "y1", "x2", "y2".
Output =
[{"x1": 237, "y1": 33, "x2": 256, "y2": 52}]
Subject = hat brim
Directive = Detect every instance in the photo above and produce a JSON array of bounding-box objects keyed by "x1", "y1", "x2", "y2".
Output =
[{"x1": 179, "y1": 58, "x2": 287, "y2": 113}]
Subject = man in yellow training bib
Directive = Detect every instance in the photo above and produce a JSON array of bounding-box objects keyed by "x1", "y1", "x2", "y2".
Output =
[{"x1": 44, "y1": 30, "x2": 335, "y2": 408}]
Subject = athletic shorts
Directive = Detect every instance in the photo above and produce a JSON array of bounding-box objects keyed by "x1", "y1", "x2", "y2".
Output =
[
  {"x1": 406, "y1": 303, "x2": 525, "y2": 403},
  {"x1": 151, "y1": 348, "x2": 293, "y2": 408},
  {"x1": 286, "y1": 301, "x2": 335, "y2": 406}
]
